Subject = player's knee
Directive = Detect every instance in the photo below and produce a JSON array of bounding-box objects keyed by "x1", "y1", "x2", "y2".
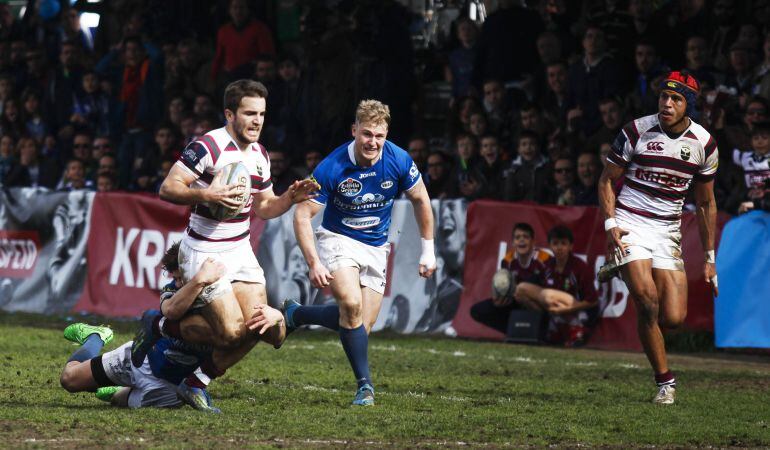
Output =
[
  {"x1": 660, "y1": 312, "x2": 685, "y2": 329},
  {"x1": 59, "y1": 368, "x2": 80, "y2": 393},
  {"x1": 635, "y1": 295, "x2": 659, "y2": 323}
]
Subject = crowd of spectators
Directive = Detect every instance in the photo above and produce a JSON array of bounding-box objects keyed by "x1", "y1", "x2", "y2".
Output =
[{"x1": 0, "y1": 0, "x2": 769, "y2": 215}]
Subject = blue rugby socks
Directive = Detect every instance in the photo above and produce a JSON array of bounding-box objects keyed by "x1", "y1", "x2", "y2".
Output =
[
  {"x1": 293, "y1": 304, "x2": 341, "y2": 331},
  {"x1": 67, "y1": 334, "x2": 105, "y2": 363},
  {"x1": 339, "y1": 325, "x2": 372, "y2": 388}
]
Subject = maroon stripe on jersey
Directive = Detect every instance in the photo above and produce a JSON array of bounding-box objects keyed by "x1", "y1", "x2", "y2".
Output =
[
  {"x1": 625, "y1": 177, "x2": 685, "y2": 201},
  {"x1": 224, "y1": 142, "x2": 238, "y2": 152},
  {"x1": 624, "y1": 122, "x2": 640, "y2": 147},
  {"x1": 693, "y1": 172, "x2": 715, "y2": 182},
  {"x1": 649, "y1": 124, "x2": 663, "y2": 134},
  {"x1": 633, "y1": 154, "x2": 698, "y2": 174},
  {"x1": 684, "y1": 130, "x2": 698, "y2": 140},
  {"x1": 181, "y1": 159, "x2": 202, "y2": 176},
  {"x1": 187, "y1": 227, "x2": 250, "y2": 242},
  {"x1": 607, "y1": 152, "x2": 627, "y2": 167},
  {"x1": 194, "y1": 204, "x2": 248, "y2": 222},
  {"x1": 704, "y1": 136, "x2": 717, "y2": 159},
  {"x1": 199, "y1": 135, "x2": 221, "y2": 164},
  {"x1": 617, "y1": 200, "x2": 680, "y2": 221},
  {"x1": 250, "y1": 175, "x2": 265, "y2": 183}
]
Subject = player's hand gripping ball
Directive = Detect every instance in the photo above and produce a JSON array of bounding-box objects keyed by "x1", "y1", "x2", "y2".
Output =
[
  {"x1": 208, "y1": 162, "x2": 251, "y2": 220},
  {"x1": 491, "y1": 269, "x2": 516, "y2": 298}
]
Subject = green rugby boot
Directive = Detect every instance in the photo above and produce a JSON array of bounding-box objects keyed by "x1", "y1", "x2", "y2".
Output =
[
  {"x1": 63, "y1": 323, "x2": 114, "y2": 346},
  {"x1": 95, "y1": 386, "x2": 120, "y2": 403}
]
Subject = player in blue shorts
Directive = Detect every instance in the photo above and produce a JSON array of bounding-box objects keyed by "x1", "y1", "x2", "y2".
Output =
[
  {"x1": 58, "y1": 244, "x2": 228, "y2": 411},
  {"x1": 251, "y1": 100, "x2": 437, "y2": 406}
]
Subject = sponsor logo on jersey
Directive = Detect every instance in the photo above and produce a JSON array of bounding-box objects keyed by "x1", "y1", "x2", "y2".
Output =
[
  {"x1": 341, "y1": 216, "x2": 381, "y2": 229},
  {"x1": 338, "y1": 178, "x2": 363, "y2": 197},
  {"x1": 353, "y1": 193, "x2": 385, "y2": 205},
  {"x1": 680, "y1": 145, "x2": 691, "y2": 161},
  {"x1": 635, "y1": 168, "x2": 689, "y2": 188},
  {"x1": 381, "y1": 180, "x2": 394, "y2": 189},
  {"x1": 646, "y1": 141, "x2": 665, "y2": 152},
  {"x1": 359, "y1": 172, "x2": 376, "y2": 179},
  {"x1": 409, "y1": 162, "x2": 419, "y2": 180}
]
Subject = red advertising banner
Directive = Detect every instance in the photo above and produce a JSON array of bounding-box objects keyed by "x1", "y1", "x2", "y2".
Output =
[
  {"x1": 451, "y1": 201, "x2": 729, "y2": 351},
  {"x1": 74, "y1": 193, "x2": 265, "y2": 317}
]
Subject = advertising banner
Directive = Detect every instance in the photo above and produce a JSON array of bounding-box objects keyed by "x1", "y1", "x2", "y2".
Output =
[{"x1": 0, "y1": 188, "x2": 94, "y2": 314}]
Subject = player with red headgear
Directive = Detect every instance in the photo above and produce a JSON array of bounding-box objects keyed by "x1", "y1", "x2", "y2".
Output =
[{"x1": 597, "y1": 71, "x2": 719, "y2": 404}]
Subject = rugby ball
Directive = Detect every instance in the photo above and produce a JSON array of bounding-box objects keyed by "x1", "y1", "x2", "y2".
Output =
[
  {"x1": 208, "y1": 162, "x2": 252, "y2": 220},
  {"x1": 491, "y1": 269, "x2": 515, "y2": 298}
]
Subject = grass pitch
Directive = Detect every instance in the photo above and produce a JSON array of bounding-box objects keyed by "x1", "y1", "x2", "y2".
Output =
[{"x1": 1, "y1": 312, "x2": 769, "y2": 448}]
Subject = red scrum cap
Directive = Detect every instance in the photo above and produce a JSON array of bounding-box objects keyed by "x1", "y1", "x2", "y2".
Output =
[{"x1": 661, "y1": 70, "x2": 700, "y2": 118}]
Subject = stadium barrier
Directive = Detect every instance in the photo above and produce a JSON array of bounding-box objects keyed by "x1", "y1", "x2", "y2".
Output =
[
  {"x1": 452, "y1": 200, "x2": 731, "y2": 351},
  {"x1": 0, "y1": 189, "x2": 733, "y2": 350}
]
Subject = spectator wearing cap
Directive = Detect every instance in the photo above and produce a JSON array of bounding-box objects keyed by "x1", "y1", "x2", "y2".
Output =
[{"x1": 503, "y1": 130, "x2": 550, "y2": 203}]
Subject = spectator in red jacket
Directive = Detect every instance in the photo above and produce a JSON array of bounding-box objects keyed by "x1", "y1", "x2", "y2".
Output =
[
  {"x1": 514, "y1": 225, "x2": 598, "y2": 346},
  {"x1": 211, "y1": 0, "x2": 275, "y2": 82}
]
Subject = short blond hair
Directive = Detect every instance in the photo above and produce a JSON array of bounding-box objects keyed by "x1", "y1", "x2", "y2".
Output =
[{"x1": 355, "y1": 99, "x2": 391, "y2": 127}]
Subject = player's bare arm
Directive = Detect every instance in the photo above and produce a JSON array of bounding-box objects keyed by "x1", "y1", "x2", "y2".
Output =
[
  {"x1": 404, "y1": 179, "x2": 436, "y2": 278},
  {"x1": 598, "y1": 161, "x2": 629, "y2": 257},
  {"x1": 293, "y1": 200, "x2": 334, "y2": 288},
  {"x1": 161, "y1": 258, "x2": 226, "y2": 320},
  {"x1": 694, "y1": 179, "x2": 719, "y2": 297},
  {"x1": 250, "y1": 178, "x2": 319, "y2": 219},
  {"x1": 159, "y1": 164, "x2": 242, "y2": 208}
]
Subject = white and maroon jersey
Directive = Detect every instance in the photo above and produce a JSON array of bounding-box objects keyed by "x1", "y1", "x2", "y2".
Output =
[
  {"x1": 606, "y1": 114, "x2": 718, "y2": 225},
  {"x1": 732, "y1": 149, "x2": 770, "y2": 190},
  {"x1": 175, "y1": 127, "x2": 272, "y2": 251}
]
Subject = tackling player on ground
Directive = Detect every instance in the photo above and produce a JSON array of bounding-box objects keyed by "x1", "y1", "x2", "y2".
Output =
[
  {"x1": 252, "y1": 100, "x2": 436, "y2": 406},
  {"x1": 131, "y1": 79, "x2": 316, "y2": 412},
  {"x1": 598, "y1": 71, "x2": 719, "y2": 404}
]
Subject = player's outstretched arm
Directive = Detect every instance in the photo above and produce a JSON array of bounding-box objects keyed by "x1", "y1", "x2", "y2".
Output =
[
  {"x1": 251, "y1": 179, "x2": 320, "y2": 219},
  {"x1": 293, "y1": 199, "x2": 333, "y2": 288},
  {"x1": 694, "y1": 179, "x2": 719, "y2": 297},
  {"x1": 405, "y1": 180, "x2": 436, "y2": 278},
  {"x1": 161, "y1": 258, "x2": 226, "y2": 320},
  {"x1": 159, "y1": 164, "x2": 242, "y2": 207},
  {"x1": 598, "y1": 162, "x2": 628, "y2": 258}
]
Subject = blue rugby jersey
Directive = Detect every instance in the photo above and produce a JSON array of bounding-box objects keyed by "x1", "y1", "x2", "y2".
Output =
[{"x1": 310, "y1": 140, "x2": 421, "y2": 246}]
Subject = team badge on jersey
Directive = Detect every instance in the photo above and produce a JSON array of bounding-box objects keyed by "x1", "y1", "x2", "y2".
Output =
[
  {"x1": 338, "y1": 178, "x2": 363, "y2": 197},
  {"x1": 680, "y1": 145, "x2": 691, "y2": 161},
  {"x1": 256, "y1": 162, "x2": 263, "y2": 177},
  {"x1": 381, "y1": 180, "x2": 394, "y2": 189}
]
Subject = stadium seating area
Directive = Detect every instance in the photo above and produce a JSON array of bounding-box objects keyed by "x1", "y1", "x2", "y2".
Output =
[{"x1": 0, "y1": 0, "x2": 769, "y2": 215}]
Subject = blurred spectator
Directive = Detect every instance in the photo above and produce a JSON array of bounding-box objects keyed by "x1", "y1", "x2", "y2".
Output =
[
  {"x1": 518, "y1": 102, "x2": 551, "y2": 145},
  {"x1": 470, "y1": 222, "x2": 548, "y2": 334},
  {"x1": 303, "y1": 150, "x2": 322, "y2": 176},
  {"x1": 63, "y1": 7, "x2": 95, "y2": 54},
  {"x1": 5, "y1": 137, "x2": 60, "y2": 188},
  {"x1": 165, "y1": 38, "x2": 212, "y2": 100},
  {"x1": 709, "y1": 0, "x2": 739, "y2": 72},
  {"x1": 96, "y1": 35, "x2": 164, "y2": 188},
  {"x1": 0, "y1": 135, "x2": 14, "y2": 183},
  {"x1": 70, "y1": 131, "x2": 93, "y2": 174},
  {"x1": 0, "y1": 74, "x2": 13, "y2": 115},
  {"x1": 474, "y1": 134, "x2": 505, "y2": 200},
  {"x1": 718, "y1": 96, "x2": 769, "y2": 158},
  {"x1": 58, "y1": 158, "x2": 92, "y2": 191},
  {"x1": 449, "y1": 133, "x2": 483, "y2": 200},
  {"x1": 599, "y1": 142, "x2": 612, "y2": 167},
  {"x1": 446, "y1": 95, "x2": 482, "y2": 142},
  {"x1": 133, "y1": 124, "x2": 180, "y2": 189},
  {"x1": 482, "y1": 79, "x2": 516, "y2": 147},
  {"x1": 96, "y1": 153, "x2": 118, "y2": 185},
  {"x1": 513, "y1": 225, "x2": 598, "y2": 347},
  {"x1": 566, "y1": 24, "x2": 623, "y2": 136},
  {"x1": 468, "y1": 110, "x2": 489, "y2": 141},
  {"x1": 193, "y1": 93, "x2": 218, "y2": 121},
  {"x1": 723, "y1": 40, "x2": 758, "y2": 97},
  {"x1": 96, "y1": 173, "x2": 116, "y2": 192},
  {"x1": 47, "y1": 41, "x2": 83, "y2": 135},
  {"x1": 407, "y1": 136, "x2": 429, "y2": 174},
  {"x1": 268, "y1": 149, "x2": 302, "y2": 195},
  {"x1": 541, "y1": 61, "x2": 568, "y2": 130},
  {"x1": 211, "y1": 0, "x2": 275, "y2": 83},
  {"x1": 271, "y1": 53, "x2": 306, "y2": 155},
  {"x1": 627, "y1": 39, "x2": 667, "y2": 118},
  {"x1": 753, "y1": 33, "x2": 770, "y2": 100},
  {"x1": 585, "y1": 97, "x2": 624, "y2": 154},
  {"x1": 425, "y1": 150, "x2": 453, "y2": 199},
  {"x1": 728, "y1": 121, "x2": 770, "y2": 214},
  {"x1": 21, "y1": 88, "x2": 47, "y2": 142},
  {"x1": 575, "y1": 151, "x2": 600, "y2": 206},
  {"x1": 445, "y1": 17, "x2": 478, "y2": 99},
  {"x1": 1, "y1": 98, "x2": 23, "y2": 139},
  {"x1": 685, "y1": 35, "x2": 721, "y2": 88},
  {"x1": 544, "y1": 156, "x2": 577, "y2": 205},
  {"x1": 166, "y1": 96, "x2": 187, "y2": 128},
  {"x1": 650, "y1": 0, "x2": 708, "y2": 69},
  {"x1": 71, "y1": 70, "x2": 112, "y2": 137},
  {"x1": 503, "y1": 130, "x2": 550, "y2": 203},
  {"x1": 91, "y1": 136, "x2": 112, "y2": 162}
]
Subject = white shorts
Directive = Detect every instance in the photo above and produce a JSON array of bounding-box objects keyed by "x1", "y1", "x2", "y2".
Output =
[
  {"x1": 178, "y1": 238, "x2": 265, "y2": 308},
  {"x1": 316, "y1": 227, "x2": 390, "y2": 294},
  {"x1": 100, "y1": 342, "x2": 182, "y2": 409},
  {"x1": 616, "y1": 215, "x2": 684, "y2": 271}
]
